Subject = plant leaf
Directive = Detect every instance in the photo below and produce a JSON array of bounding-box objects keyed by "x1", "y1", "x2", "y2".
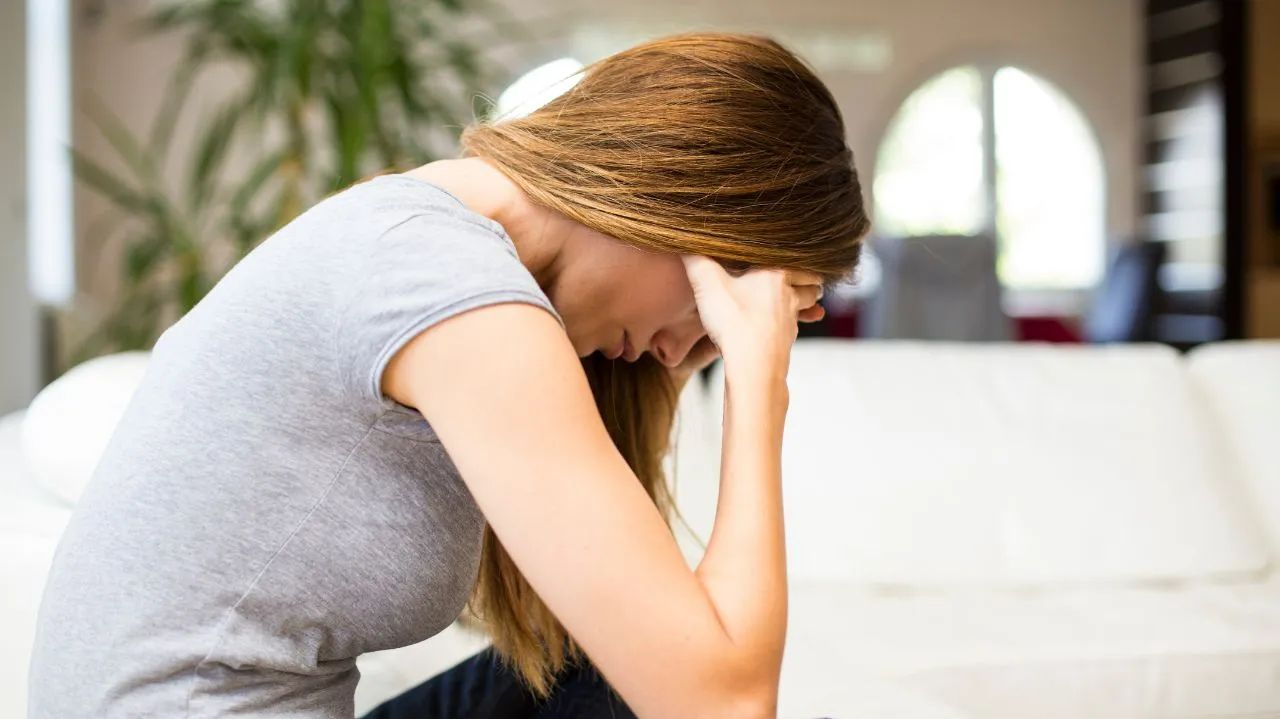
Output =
[
  {"x1": 124, "y1": 234, "x2": 168, "y2": 284},
  {"x1": 325, "y1": 89, "x2": 367, "y2": 188},
  {"x1": 175, "y1": 246, "x2": 205, "y2": 314},
  {"x1": 70, "y1": 149, "x2": 152, "y2": 215},
  {"x1": 227, "y1": 148, "x2": 288, "y2": 220},
  {"x1": 83, "y1": 95, "x2": 161, "y2": 187},
  {"x1": 187, "y1": 98, "x2": 244, "y2": 213},
  {"x1": 149, "y1": 40, "x2": 211, "y2": 154}
]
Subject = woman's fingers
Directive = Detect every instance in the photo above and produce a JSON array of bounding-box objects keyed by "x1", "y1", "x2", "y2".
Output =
[
  {"x1": 682, "y1": 256, "x2": 827, "y2": 349},
  {"x1": 792, "y1": 284, "x2": 822, "y2": 312},
  {"x1": 798, "y1": 305, "x2": 826, "y2": 323},
  {"x1": 682, "y1": 254, "x2": 732, "y2": 290}
]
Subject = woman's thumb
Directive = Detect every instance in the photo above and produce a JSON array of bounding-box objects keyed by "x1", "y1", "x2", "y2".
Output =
[{"x1": 682, "y1": 255, "x2": 730, "y2": 289}]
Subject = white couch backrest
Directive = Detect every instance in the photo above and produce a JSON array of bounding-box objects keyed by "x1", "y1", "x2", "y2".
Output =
[
  {"x1": 21, "y1": 351, "x2": 152, "y2": 505},
  {"x1": 667, "y1": 377, "x2": 719, "y2": 565},
  {"x1": 1188, "y1": 341, "x2": 1280, "y2": 552},
  {"x1": 681, "y1": 341, "x2": 1270, "y2": 588}
]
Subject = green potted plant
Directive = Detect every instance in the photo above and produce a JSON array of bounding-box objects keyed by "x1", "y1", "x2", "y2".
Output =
[{"x1": 70, "y1": 0, "x2": 528, "y2": 364}]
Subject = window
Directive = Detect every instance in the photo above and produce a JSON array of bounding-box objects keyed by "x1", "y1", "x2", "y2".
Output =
[
  {"x1": 27, "y1": 0, "x2": 75, "y2": 305},
  {"x1": 495, "y1": 58, "x2": 584, "y2": 120},
  {"x1": 874, "y1": 65, "x2": 1106, "y2": 290}
]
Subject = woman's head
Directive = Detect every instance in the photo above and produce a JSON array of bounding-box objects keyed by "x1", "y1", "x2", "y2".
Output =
[
  {"x1": 463, "y1": 31, "x2": 869, "y2": 368},
  {"x1": 457, "y1": 31, "x2": 869, "y2": 694}
]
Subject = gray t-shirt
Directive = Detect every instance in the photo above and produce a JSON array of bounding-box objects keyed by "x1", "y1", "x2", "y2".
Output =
[{"x1": 28, "y1": 175, "x2": 560, "y2": 718}]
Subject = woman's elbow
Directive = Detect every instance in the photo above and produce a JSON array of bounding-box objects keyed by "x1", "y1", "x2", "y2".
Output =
[
  {"x1": 724, "y1": 684, "x2": 779, "y2": 719},
  {"x1": 630, "y1": 636, "x2": 781, "y2": 717},
  {"x1": 695, "y1": 659, "x2": 780, "y2": 719}
]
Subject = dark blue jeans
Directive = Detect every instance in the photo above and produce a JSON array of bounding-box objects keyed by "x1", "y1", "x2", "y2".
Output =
[{"x1": 360, "y1": 649, "x2": 637, "y2": 719}]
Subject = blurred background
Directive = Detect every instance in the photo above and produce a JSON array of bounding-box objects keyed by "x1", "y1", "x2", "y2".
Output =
[
  {"x1": 3, "y1": 1, "x2": 1280, "y2": 718},
  {"x1": 2, "y1": 0, "x2": 1278, "y2": 398}
]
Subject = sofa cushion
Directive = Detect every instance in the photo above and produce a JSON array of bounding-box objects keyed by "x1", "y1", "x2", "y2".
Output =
[
  {"x1": 0, "y1": 411, "x2": 74, "y2": 719},
  {"x1": 786, "y1": 576, "x2": 1280, "y2": 719},
  {"x1": 693, "y1": 341, "x2": 1269, "y2": 587},
  {"x1": 20, "y1": 352, "x2": 150, "y2": 505},
  {"x1": 1187, "y1": 341, "x2": 1280, "y2": 551}
]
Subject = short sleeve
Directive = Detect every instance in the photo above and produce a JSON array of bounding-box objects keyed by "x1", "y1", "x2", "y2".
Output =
[{"x1": 332, "y1": 212, "x2": 560, "y2": 403}]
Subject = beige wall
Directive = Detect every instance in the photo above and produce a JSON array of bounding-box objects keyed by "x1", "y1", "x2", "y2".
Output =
[
  {"x1": 1, "y1": 0, "x2": 41, "y2": 412},
  {"x1": 1248, "y1": 0, "x2": 1280, "y2": 338},
  {"x1": 72, "y1": 0, "x2": 1142, "y2": 305}
]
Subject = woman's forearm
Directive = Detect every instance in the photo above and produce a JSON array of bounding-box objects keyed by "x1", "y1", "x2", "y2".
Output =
[
  {"x1": 668, "y1": 257, "x2": 817, "y2": 715},
  {"x1": 693, "y1": 359, "x2": 790, "y2": 687}
]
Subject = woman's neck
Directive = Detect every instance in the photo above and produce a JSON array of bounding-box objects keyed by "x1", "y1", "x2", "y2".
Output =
[{"x1": 402, "y1": 158, "x2": 564, "y2": 292}]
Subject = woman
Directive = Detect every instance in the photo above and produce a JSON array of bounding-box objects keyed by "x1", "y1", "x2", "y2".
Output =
[{"x1": 29, "y1": 32, "x2": 867, "y2": 718}]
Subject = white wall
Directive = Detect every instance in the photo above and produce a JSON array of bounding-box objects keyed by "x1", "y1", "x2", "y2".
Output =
[
  {"x1": 0, "y1": 0, "x2": 41, "y2": 413},
  {"x1": 72, "y1": 0, "x2": 1142, "y2": 302}
]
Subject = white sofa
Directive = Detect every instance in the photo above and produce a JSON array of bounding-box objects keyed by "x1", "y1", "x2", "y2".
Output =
[
  {"x1": 674, "y1": 340, "x2": 1280, "y2": 719},
  {"x1": 5, "y1": 340, "x2": 1280, "y2": 718}
]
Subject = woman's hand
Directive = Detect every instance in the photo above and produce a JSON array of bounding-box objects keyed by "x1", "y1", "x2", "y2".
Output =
[
  {"x1": 668, "y1": 336, "x2": 721, "y2": 384},
  {"x1": 682, "y1": 256, "x2": 823, "y2": 377}
]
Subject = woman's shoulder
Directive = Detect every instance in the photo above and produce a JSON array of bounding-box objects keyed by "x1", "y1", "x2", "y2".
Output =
[{"x1": 322, "y1": 173, "x2": 510, "y2": 243}]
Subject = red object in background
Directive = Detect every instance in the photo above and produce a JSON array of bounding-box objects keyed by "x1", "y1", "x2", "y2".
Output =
[
  {"x1": 826, "y1": 312, "x2": 859, "y2": 338},
  {"x1": 822, "y1": 307, "x2": 1083, "y2": 343},
  {"x1": 1014, "y1": 316, "x2": 1083, "y2": 343}
]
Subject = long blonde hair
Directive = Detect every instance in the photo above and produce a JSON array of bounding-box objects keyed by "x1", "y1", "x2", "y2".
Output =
[{"x1": 459, "y1": 31, "x2": 869, "y2": 695}]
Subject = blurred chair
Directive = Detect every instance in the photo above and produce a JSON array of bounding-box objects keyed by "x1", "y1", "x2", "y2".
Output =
[
  {"x1": 1082, "y1": 240, "x2": 1166, "y2": 344},
  {"x1": 862, "y1": 234, "x2": 1012, "y2": 341}
]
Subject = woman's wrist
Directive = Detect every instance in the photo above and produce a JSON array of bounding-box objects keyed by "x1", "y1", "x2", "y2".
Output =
[
  {"x1": 721, "y1": 352, "x2": 790, "y2": 410},
  {"x1": 719, "y1": 335, "x2": 788, "y2": 380}
]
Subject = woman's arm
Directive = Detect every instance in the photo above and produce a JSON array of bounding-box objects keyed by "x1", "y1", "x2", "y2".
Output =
[{"x1": 383, "y1": 261, "x2": 819, "y2": 719}]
